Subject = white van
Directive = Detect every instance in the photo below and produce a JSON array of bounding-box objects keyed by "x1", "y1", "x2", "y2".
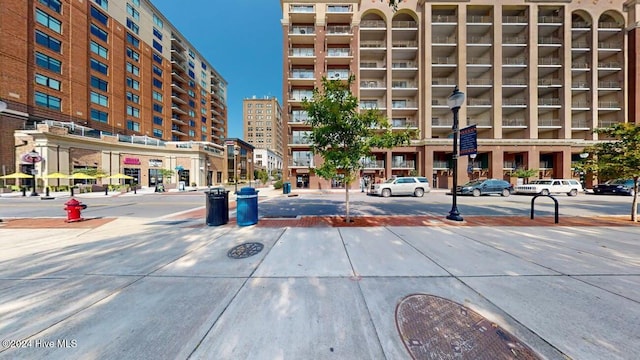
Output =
[{"x1": 514, "y1": 179, "x2": 583, "y2": 196}]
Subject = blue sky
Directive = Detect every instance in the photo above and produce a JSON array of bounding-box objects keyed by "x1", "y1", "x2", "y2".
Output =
[{"x1": 151, "y1": 0, "x2": 283, "y2": 139}]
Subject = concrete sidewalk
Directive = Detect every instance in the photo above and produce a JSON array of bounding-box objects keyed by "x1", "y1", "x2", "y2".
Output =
[{"x1": 0, "y1": 216, "x2": 638, "y2": 359}]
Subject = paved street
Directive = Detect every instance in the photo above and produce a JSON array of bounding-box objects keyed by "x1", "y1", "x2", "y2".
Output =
[{"x1": 0, "y1": 198, "x2": 639, "y2": 359}]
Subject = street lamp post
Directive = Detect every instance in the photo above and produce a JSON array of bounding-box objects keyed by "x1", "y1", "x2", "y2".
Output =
[
  {"x1": 579, "y1": 152, "x2": 589, "y2": 190},
  {"x1": 469, "y1": 153, "x2": 477, "y2": 180},
  {"x1": 26, "y1": 150, "x2": 41, "y2": 196},
  {"x1": 234, "y1": 148, "x2": 239, "y2": 193},
  {"x1": 446, "y1": 86, "x2": 465, "y2": 222}
]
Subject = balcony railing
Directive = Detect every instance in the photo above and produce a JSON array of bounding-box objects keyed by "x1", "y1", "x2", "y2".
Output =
[
  {"x1": 572, "y1": 120, "x2": 590, "y2": 128},
  {"x1": 361, "y1": 159, "x2": 385, "y2": 168},
  {"x1": 598, "y1": 22, "x2": 622, "y2": 29},
  {"x1": 468, "y1": 98, "x2": 491, "y2": 106},
  {"x1": 538, "y1": 37, "x2": 562, "y2": 44},
  {"x1": 598, "y1": 80, "x2": 621, "y2": 88},
  {"x1": 360, "y1": 20, "x2": 385, "y2": 28},
  {"x1": 504, "y1": 57, "x2": 527, "y2": 65},
  {"x1": 433, "y1": 57, "x2": 456, "y2": 65},
  {"x1": 360, "y1": 81, "x2": 383, "y2": 88},
  {"x1": 360, "y1": 62, "x2": 384, "y2": 68},
  {"x1": 598, "y1": 101, "x2": 621, "y2": 108},
  {"x1": 289, "y1": 48, "x2": 314, "y2": 57},
  {"x1": 538, "y1": 118, "x2": 561, "y2": 126},
  {"x1": 326, "y1": 25, "x2": 351, "y2": 35},
  {"x1": 360, "y1": 102, "x2": 379, "y2": 109},
  {"x1": 392, "y1": 101, "x2": 417, "y2": 108},
  {"x1": 327, "y1": 48, "x2": 350, "y2": 57},
  {"x1": 467, "y1": 15, "x2": 492, "y2": 23},
  {"x1": 572, "y1": 21, "x2": 590, "y2": 29},
  {"x1": 571, "y1": 101, "x2": 590, "y2": 108},
  {"x1": 392, "y1": 61, "x2": 417, "y2": 69},
  {"x1": 433, "y1": 160, "x2": 450, "y2": 169},
  {"x1": 503, "y1": 36, "x2": 527, "y2": 44},
  {"x1": 503, "y1": 16, "x2": 527, "y2": 24},
  {"x1": 290, "y1": 70, "x2": 315, "y2": 79},
  {"x1": 392, "y1": 81, "x2": 417, "y2": 89},
  {"x1": 392, "y1": 160, "x2": 415, "y2": 168},
  {"x1": 503, "y1": 98, "x2": 527, "y2": 106},
  {"x1": 290, "y1": 5, "x2": 313, "y2": 13},
  {"x1": 289, "y1": 159, "x2": 313, "y2": 167},
  {"x1": 290, "y1": 111, "x2": 309, "y2": 122},
  {"x1": 598, "y1": 119, "x2": 622, "y2": 127},
  {"x1": 538, "y1": 78, "x2": 562, "y2": 86},
  {"x1": 468, "y1": 78, "x2": 492, "y2": 86},
  {"x1": 468, "y1": 36, "x2": 492, "y2": 44},
  {"x1": 433, "y1": 77, "x2": 456, "y2": 85},
  {"x1": 392, "y1": 119, "x2": 417, "y2": 127},
  {"x1": 503, "y1": 78, "x2": 527, "y2": 86},
  {"x1": 572, "y1": 82, "x2": 589, "y2": 88},
  {"x1": 538, "y1": 16, "x2": 562, "y2": 23},
  {"x1": 432, "y1": 15, "x2": 457, "y2": 23},
  {"x1": 539, "y1": 57, "x2": 561, "y2": 65},
  {"x1": 361, "y1": 40, "x2": 385, "y2": 48},
  {"x1": 290, "y1": 135, "x2": 311, "y2": 144},
  {"x1": 503, "y1": 118, "x2": 526, "y2": 126},
  {"x1": 392, "y1": 20, "x2": 417, "y2": 28},
  {"x1": 598, "y1": 61, "x2": 622, "y2": 68},
  {"x1": 327, "y1": 5, "x2": 351, "y2": 13},
  {"x1": 539, "y1": 98, "x2": 561, "y2": 106},
  {"x1": 290, "y1": 26, "x2": 315, "y2": 35},
  {"x1": 392, "y1": 41, "x2": 418, "y2": 48},
  {"x1": 432, "y1": 35, "x2": 456, "y2": 44}
]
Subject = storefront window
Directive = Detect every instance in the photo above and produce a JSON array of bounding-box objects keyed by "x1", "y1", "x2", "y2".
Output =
[{"x1": 123, "y1": 168, "x2": 140, "y2": 185}]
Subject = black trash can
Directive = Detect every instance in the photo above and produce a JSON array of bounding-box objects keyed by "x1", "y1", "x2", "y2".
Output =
[
  {"x1": 205, "y1": 187, "x2": 229, "y2": 226},
  {"x1": 236, "y1": 187, "x2": 259, "y2": 226}
]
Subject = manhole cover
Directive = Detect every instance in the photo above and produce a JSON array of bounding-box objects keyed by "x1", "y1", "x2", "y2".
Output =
[
  {"x1": 227, "y1": 242, "x2": 264, "y2": 259},
  {"x1": 396, "y1": 294, "x2": 541, "y2": 360}
]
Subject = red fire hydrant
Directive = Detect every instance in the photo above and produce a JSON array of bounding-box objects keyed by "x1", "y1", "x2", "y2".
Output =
[{"x1": 64, "y1": 198, "x2": 87, "y2": 223}]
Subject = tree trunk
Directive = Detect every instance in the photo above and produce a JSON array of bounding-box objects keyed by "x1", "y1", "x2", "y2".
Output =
[{"x1": 345, "y1": 182, "x2": 351, "y2": 222}]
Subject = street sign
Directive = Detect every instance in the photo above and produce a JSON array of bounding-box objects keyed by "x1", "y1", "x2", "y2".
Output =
[
  {"x1": 460, "y1": 125, "x2": 477, "y2": 156},
  {"x1": 21, "y1": 151, "x2": 43, "y2": 164}
]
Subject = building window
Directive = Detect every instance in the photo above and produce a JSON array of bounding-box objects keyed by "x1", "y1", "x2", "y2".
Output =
[
  {"x1": 90, "y1": 108, "x2": 108, "y2": 123},
  {"x1": 38, "y1": 0, "x2": 62, "y2": 13},
  {"x1": 35, "y1": 9, "x2": 61, "y2": 33},
  {"x1": 153, "y1": 14, "x2": 163, "y2": 28},
  {"x1": 90, "y1": 58, "x2": 108, "y2": 74},
  {"x1": 126, "y1": 18, "x2": 139, "y2": 35},
  {"x1": 126, "y1": 32, "x2": 139, "y2": 47},
  {"x1": 90, "y1": 6, "x2": 108, "y2": 25},
  {"x1": 126, "y1": 120, "x2": 140, "y2": 131},
  {"x1": 35, "y1": 52, "x2": 61, "y2": 73},
  {"x1": 201, "y1": 116, "x2": 206, "y2": 123},
  {"x1": 188, "y1": 69, "x2": 195, "y2": 79},
  {"x1": 188, "y1": 130, "x2": 195, "y2": 137},
  {"x1": 201, "y1": 62, "x2": 207, "y2": 70},
  {"x1": 126, "y1": 4, "x2": 139, "y2": 20},
  {"x1": 153, "y1": 128, "x2": 163, "y2": 137},
  {"x1": 90, "y1": 40, "x2": 108, "y2": 58},
  {"x1": 35, "y1": 30, "x2": 61, "y2": 52},
  {"x1": 152, "y1": 91, "x2": 163, "y2": 102},
  {"x1": 152, "y1": 78, "x2": 162, "y2": 89},
  {"x1": 93, "y1": 0, "x2": 108, "y2": 11},
  {"x1": 153, "y1": 27, "x2": 163, "y2": 40},
  {"x1": 152, "y1": 53, "x2": 163, "y2": 64},
  {"x1": 153, "y1": 116, "x2": 163, "y2": 125},
  {"x1": 152, "y1": 39, "x2": 162, "y2": 52},
  {"x1": 131, "y1": 0, "x2": 140, "y2": 6},
  {"x1": 126, "y1": 91, "x2": 139, "y2": 104},
  {"x1": 188, "y1": 49, "x2": 195, "y2": 59},
  {"x1": 90, "y1": 76, "x2": 108, "y2": 91},
  {"x1": 188, "y1": 120, "x2": 196, "y2": 127},
  {"x1": 126, "y1": 48, "x2": 139, "y2": 62},
  {"x1": 35, "y1": 91, "x2": 61, "y2": 110},
  {"x1": 188, "y1": 89, "x2": 195, "y2": 97},
  {"x1": 188, "y1": 100, "x2": 195, "y2": 108},
  {"x1": 90, "y1": 24, "x2": 108, "y2": 42},
  {"x1": 126, "y1": 62, "x2": 139, "y2": 76},
  {"x1": 126, "y1": 105, "x2": 139, "y2": 118},
  {"x1": 152, "y1": 65, "x2": 162, "y2": 76},
  {"x1": 35, "y1": 73, "x2": 61, "y2": 90},
  {"x1": 188, "y1": 111, "x2": 195, "y2": 118},
  {"x1": 126, "y1": 77, "x2": 139, "y2": 90},
  {"x1": 90, "y1": 91, "x2": 108, "y2": 107},
  {"x1": 153, "y1": 103, "x2": 163, "y2": 113}
]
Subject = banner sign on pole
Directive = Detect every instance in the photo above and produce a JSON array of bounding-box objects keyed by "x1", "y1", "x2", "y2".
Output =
[{"x1": 459, "y1": 125, "x2": 477, "y2": 156}]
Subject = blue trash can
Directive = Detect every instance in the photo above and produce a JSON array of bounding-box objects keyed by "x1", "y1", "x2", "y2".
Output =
[
  {"x1": 236, "y1": 187, "x2": 259, "y2": 226},
  {"x1": 283, "y1": 181, "x2": 291, "y2": 194}
]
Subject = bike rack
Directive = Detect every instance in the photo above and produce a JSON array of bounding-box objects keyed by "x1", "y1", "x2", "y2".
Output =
[{"x1": 530, "y1": 194, "x2": 559, "y2": 224}]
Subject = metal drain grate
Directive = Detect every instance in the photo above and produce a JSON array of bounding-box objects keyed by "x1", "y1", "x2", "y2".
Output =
[{"x1": 227, "y1": 242, "x2": 264, "y2": 259}]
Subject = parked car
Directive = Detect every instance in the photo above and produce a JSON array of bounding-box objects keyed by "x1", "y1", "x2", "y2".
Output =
[
  {"x1": 514, "y1": 179, "x2": 583, "y2": 196},
  {"x1": 456, "y1": 179, "x2": 513, "y2": 197},
  {"x1": 593, "y1": 179, "x2": 636, "y2": 196},
  {"x1": 372, "y1": 176, "x2": 430, "y2": 197}
]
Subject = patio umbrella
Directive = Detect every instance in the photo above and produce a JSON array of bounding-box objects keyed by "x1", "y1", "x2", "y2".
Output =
[
  {"x1": 69, "y1": 173, "x2": 96, "y2": 180},
  {"x1": 107, "y1": 173, "x2": 134, "y2": 180},
  {"x1": 0, "y1": 171, "x2": 32, "y2": 179},
  {"x1": 41, "y1": 172, "x2": 69, "y2": 179}
]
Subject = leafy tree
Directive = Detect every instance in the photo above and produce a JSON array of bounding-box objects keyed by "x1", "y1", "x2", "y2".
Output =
[
  {"x1": 158, "y1": 169, "x2": 175, "y2": 183},
  {"x1": 255, "y1": 169, "x2": 269, "y2": 184},
  {"x1": 512, "y1": 168, "x2": 538, "y2": 184},
  {"x1": 73, "y1": 168, "x2": 107, "y2": 178},
  {"x1": 303, "y1": 76, "x2": 415, "y2": 222},
  {"x1": 587, "y1": 123, "x2": 640, "y2": 222}
]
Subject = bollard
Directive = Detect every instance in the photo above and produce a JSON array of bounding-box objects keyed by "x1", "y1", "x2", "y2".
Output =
[
  {"x1": 45, "y1": 187, "x2": 50, "y2": 197},
  {"x1": 70, "y1": 186, "x2": 74, "y2": 196},
  {"x1": 105, "y1": 185, "x2": 108, "y2": 195},
  {"x1": 530, "y1": 194, "x2": 559, "y2": 224},
  {"x1": 21, "y1": 187, "x2": 27, "y2": 197}
]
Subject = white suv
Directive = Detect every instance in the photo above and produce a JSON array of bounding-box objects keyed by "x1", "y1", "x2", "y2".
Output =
[
  {"x1": 372, "y1": 177, "x2": 431, "y2": 197},
  {"x1": 514, "y1": 179, "x2": 583, "y2": 196}
]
